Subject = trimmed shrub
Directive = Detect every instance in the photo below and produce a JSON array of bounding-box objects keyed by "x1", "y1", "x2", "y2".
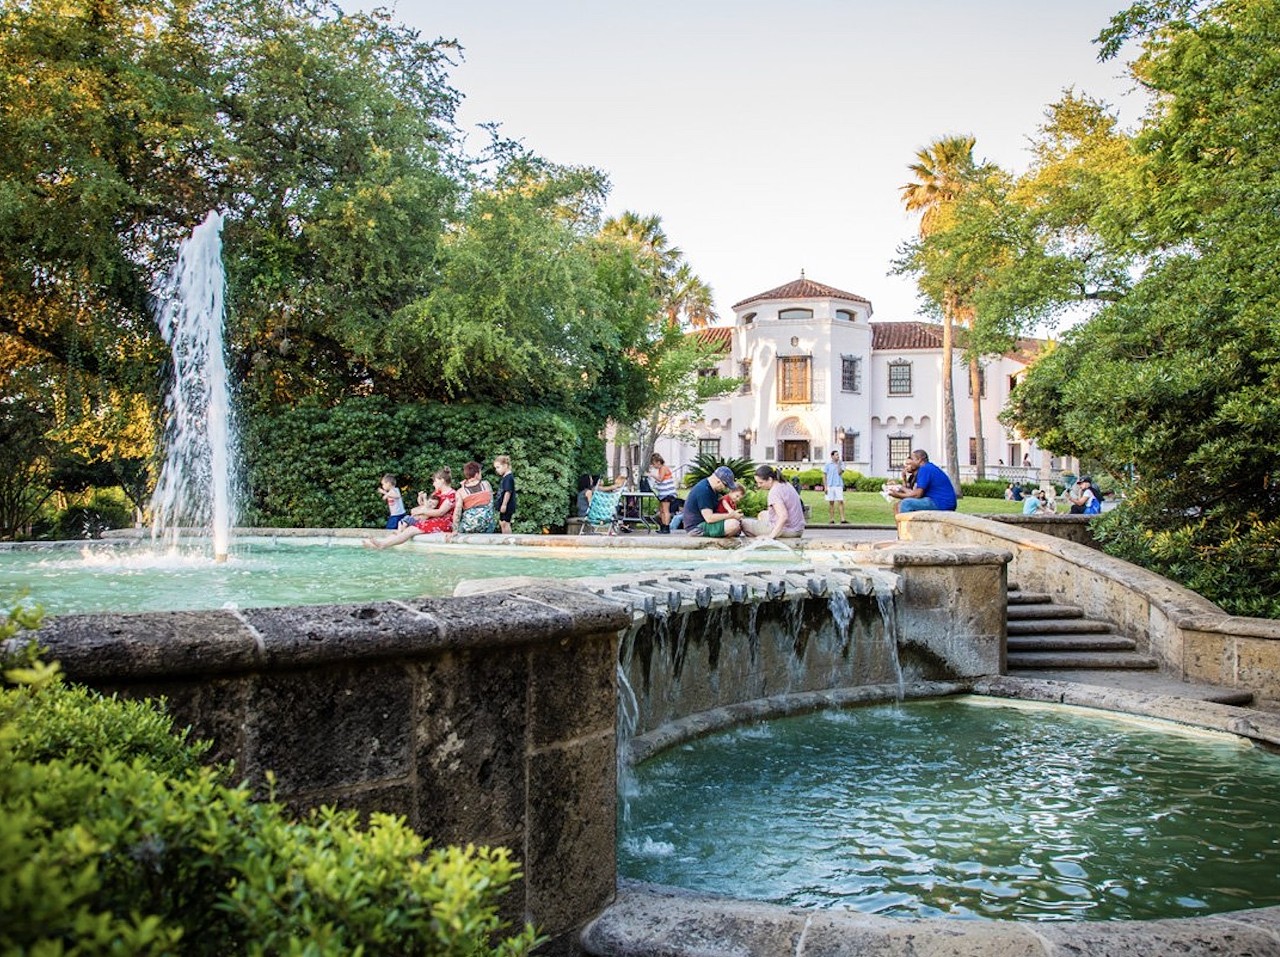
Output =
[
  {"x1": 850, "y1": 474, "x2": 887, "y2": 492},
  {"x1": 50, "y1": 488, "x2": 136, "y2": 539},
  {"x1": 793, "y1": 468, "x2": 823, "y2": 489},
  {"x1": 959, "y1": 479, "x2": 1009, "y2": 499},
  {"x1": 1093, "y1": 507, "x2": 1280, "y2": 620},
  {"x1": 1, "y1": 635, "x2": 541, "y2": 955},
  {"x1": 242, "y1": 397, "x2": 598, "y2": 533}
]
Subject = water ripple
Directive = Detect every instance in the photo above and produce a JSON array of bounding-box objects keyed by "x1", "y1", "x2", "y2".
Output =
[{"x1": 618, "y1": 698, "x2": 1280, "y2": 921}]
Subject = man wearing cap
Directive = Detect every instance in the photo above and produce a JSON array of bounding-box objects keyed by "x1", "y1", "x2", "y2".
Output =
[
  {"x1": 681, "y1": 465, "x2": 744, "y2": 537},
  {"x1": 1068, "y1": 476, "x2": 1101, "y2": 514}
]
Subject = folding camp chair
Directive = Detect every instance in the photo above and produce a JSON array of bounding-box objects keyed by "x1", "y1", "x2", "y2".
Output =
[{"x1": 578, "y1": 487, "x2": 624, "y2": 535}]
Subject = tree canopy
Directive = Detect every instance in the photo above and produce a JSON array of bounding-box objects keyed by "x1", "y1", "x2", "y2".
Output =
[
  {"x1": 0, "y1": 0, "x2": 713, "y2": 534},
  {"x1": 974, "y1": 0, "x2": 1280, "y2": 616}
]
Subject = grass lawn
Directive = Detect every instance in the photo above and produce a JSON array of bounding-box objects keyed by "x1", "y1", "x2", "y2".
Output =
[{"x1": 798, "y1": 489, "x2": 1028, "y2": 524}]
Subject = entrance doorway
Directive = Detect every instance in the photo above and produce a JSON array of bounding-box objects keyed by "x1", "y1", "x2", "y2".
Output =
[{"x1": 779, "y1": 440, "x2": 810, "y2": 462}]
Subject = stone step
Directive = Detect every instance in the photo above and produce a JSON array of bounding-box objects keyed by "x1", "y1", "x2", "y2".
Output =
[
  {"x1": 1008, "y1": 634, "x2": 1137, "y2": 652},
  {"x1": 1006, "y1": 603, "x2": 1084, "y2": 620},
  {"x1": 1007, "y1": 618, "x2": 1115, "y2": 636},
  {"x1": 1006, "y1": 591, "x2": 1053, "y2": 605},
  {"x1": 1006, "y1": 651, "x2": 1159, "y2": 670}
]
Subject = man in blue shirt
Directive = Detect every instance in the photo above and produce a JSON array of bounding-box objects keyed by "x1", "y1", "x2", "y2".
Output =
[{"x1": 887, "y1": 449, "x2": 957, "y2": 513}]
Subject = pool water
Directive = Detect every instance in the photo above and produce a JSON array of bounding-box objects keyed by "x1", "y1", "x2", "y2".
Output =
[
  {"x1": 0, "y1": 540, "x2": 770, "y2": 615},
  {"x1": 619, "y1": 697, "x2": 1280, "y2": 921}
]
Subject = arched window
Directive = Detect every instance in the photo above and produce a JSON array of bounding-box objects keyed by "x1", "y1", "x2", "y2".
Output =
[
  {"x1": 778, "y1": 308, "x2": 814, "y2": 320},
  {"x1": 835, "y1": 309, "x2": 857, "y2": 322},
  {"x1": 741, "y1": 312, "x2": 757, "y2": 326}
]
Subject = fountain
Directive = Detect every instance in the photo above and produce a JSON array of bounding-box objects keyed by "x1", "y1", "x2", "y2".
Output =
[{"x1": 148, "y1": 211, "x2": 238, "y2": 562}]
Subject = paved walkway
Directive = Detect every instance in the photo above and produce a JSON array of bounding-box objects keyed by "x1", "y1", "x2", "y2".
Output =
[{"x1": 1010, "y1": 667, "x2": 1256, "y2": 705}]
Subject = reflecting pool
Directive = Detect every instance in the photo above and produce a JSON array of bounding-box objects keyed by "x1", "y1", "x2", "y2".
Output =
[
  {"x1": 0, "y1": 539, "x2": 792, "y2": 615},
  {"x1": 620, "y1": 697, "x2": 1280, "y2": 921}
]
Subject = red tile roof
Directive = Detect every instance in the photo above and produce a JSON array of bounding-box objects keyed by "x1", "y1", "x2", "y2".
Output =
[
  {"x1": 693, "y1": 327, "x2": 733, "y2": 352},
  {"x1": 732, "y1": 276, "x2": 871, "y2": 310},
  {"x1": 871, "y1": 322, "x2": 1047, "y2": 362},
  {"x1": 871, "y1": 321, "x2": 943, "y2": 350}
]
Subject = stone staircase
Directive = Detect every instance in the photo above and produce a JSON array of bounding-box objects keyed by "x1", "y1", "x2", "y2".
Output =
[{"x1": 1005, "y1": 584, "x2": 1159, "y2": 671}]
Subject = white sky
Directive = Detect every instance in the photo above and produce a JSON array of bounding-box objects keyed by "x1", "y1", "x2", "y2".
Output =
[{"x1": 366, "y1": 0, "x2": 1147, "y2": 330}]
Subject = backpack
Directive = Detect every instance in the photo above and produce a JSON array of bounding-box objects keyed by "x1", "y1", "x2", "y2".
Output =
[{"x1": 1083, "y1": 491, "x2": 1102, "y2": 515}]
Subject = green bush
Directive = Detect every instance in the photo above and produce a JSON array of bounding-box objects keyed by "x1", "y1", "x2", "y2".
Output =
[
  {"x1": 1093, "y1": 506, "x2": 1280, "y2": 620},
  {"x1": 850, "y1": 474, "x2": 887, "y2": 492},
  {"x1": 959, "y1": 479, "x2": 1010, "y2": 499},
  {"x1": 738, "y1": 489, "x2": 768, "y2": 517},
  {"x1": 243, "y1": 396, "x2": 598, "y2": 533},
  {"x1": 682, "y1": 453, "x2": 756, "y2": 486},
  {"x1": 50, "y1": 488, "x2": 136, "y2": 539},
  {"x1": 793, "y1": 468, "x2": 823, "y2": 489},
  {"x1": 0, "y1": 648, "x2": 541, "y2": 955}
]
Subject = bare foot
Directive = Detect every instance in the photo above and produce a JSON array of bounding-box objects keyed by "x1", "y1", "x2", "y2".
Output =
[{"x1": 363, "y1": 538, "x2": 381, "y2": 549}]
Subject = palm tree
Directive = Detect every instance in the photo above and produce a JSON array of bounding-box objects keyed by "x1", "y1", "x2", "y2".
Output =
[
  {"x1": 600, "y1": 213, "x2": 723, "y2": 475},
  {"x1": 901, "y1": 135, "x2": 979, "y2": 489},
  {"x1": 666, "y1": 263, "x2": 718, "y2": 330}
]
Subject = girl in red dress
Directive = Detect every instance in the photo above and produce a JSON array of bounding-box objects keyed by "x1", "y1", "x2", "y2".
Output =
[{"x1": 365, "y1": 468, "x2": 455, "y2": 548}]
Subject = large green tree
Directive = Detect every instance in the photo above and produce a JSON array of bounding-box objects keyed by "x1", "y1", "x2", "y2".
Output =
[
  {"x1": 1003, "y1": 0, "x2": 1280, "y2": 616},
  {"x1": 598, "y1": 211, "x2": 733, "y2": 476},
  {"x1": 1, "y1": 0, "x2": 681, "y2": 532}
]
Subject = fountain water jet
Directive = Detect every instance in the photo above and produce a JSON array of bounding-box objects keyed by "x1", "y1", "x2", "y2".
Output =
[{"x1": 149, "y1": 211, "x2": 239, "y2": 562}]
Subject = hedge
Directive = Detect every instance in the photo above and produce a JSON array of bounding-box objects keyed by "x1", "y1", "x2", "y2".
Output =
[{"x1": 242, "y1": 397, "x2": 602, "y2": 532}]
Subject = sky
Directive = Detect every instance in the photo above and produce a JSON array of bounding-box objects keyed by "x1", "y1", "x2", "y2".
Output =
[{"x1": 363, "y1": 0, "x2": 1148, "y2": 330}]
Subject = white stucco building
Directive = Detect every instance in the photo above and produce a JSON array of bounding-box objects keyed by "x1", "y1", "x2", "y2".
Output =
[{"x1": 629, "y1": 275, "x2": 1071, "y2": 483}]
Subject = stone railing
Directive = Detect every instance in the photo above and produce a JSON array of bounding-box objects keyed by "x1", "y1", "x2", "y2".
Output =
[{"x1": 898, "y1": 511, "x2": 1280, "y2": 705}]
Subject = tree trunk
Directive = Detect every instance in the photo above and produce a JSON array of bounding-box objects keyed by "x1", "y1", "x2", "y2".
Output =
[
  {"x1": 940, "y1": 293, "x2": 961, "y2": 493},
  {"x1": 970, "y1": 354, "x2": 986, "y2": 481}
]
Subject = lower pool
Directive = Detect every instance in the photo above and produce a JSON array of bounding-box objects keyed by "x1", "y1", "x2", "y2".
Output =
[
  {"x1": 0, "y1": 539, "x2": 786, "y2": 615},
  {"x1": 619, "y1": 696, "x2": 1280, "y2": 921}
]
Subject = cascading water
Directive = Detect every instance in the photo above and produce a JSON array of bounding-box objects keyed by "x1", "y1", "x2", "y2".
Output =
[{"x1": 149, "y1": 211, "x2": 239, "y2": 561}]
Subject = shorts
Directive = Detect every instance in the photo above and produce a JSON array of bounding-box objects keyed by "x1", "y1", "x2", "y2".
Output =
[
  {"x1": 499, "y1": 511, "x2": 515, "y2": 522},
  {"x1": 386, "y1": 513, "x2": 407, "y2": 530},
  {"x1": 702, "y1": 519, "x2": 728, "y2": 539},
  {"x1": 899, "y1": 497, "x2": 940, "y2": 513},
  {"x1": 824, "y1": 488, "x2": 844, "y2": 502},
  {"x1": 658, "y1": 494, "x2": 678, "y2": 504}
]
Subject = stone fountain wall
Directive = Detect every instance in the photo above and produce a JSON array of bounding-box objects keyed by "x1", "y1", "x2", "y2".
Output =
[
  {"x1": 568, "y1": 544, "x2": 1010, "y2": 740},
  {"x1": 27, "y1": 543, "x2": 1009, "y2": 948},
  {"x1": 30, "y1": 586, "x2": 629, "y2": 947}
]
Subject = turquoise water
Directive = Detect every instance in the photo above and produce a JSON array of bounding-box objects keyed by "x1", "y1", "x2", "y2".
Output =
[
  {"x1": 620, "y1": 697, "x2": 1280, "y2": 921},
  {"x1": 0, "y1": 540, "x2": 771, "y2": 615}
]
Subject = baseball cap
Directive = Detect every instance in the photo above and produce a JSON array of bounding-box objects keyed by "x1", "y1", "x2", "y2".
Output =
[
  {"x1": 712, "y1": 466, "x2": 736, "y2": 485},
  {"x1": 1080, "y1": 475, "x2": 1093, "y2": 484}
]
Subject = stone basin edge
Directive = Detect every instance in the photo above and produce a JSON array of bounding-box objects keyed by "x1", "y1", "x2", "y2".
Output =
[{"x1": 593, "y1": 675, "x2": 1280, "y2": 957}]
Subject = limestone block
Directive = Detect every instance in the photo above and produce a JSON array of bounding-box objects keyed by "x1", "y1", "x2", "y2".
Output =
[
  {"x1": 103, "y1": 675, "x2": 251, "y2": 771},
  {"x1": 526, "y1": 728, "x2": 616, "y2": 936},
  {"x1": 244, "y1": 601, "x2": 442, "y2": 666},
  {"x1": 1236, "y1": 637, "x2": 1280, "y2": 703},
  {"x1": 412, "y1": 650, "x2": 528, "y2": 843},
  {"x1": 528, "y1": 629, "x2": 617, "y2": 749},
  {"x1": 1181, "y1": 629, "x2": 1233, "y2": 686},
  {"x1": 37, "y1": 609, "x2": 259, "y2": 680},
  {"x1": 243, "y1": 662, "x2": 413, "y2": 798}
]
